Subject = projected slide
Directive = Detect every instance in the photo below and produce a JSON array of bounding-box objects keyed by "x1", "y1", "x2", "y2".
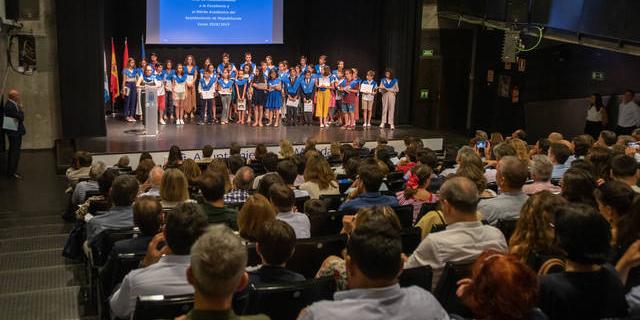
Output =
[{"x1": 146, "y1": 0, "x2": 283, "y2": 45}]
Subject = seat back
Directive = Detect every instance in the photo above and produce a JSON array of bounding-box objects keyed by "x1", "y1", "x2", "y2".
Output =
[
  {"x1": 287, "y1": 235, "x2": 347, "y2": 278},
  {"x1": 133, "y1": 294, "x2": 194, "y2": 320},
  {"x1": 250, "y1": 162, "x2": 267, "y2": 176},
  {"x1": 434, "y1": 261, "x2": 474, "y2": 317},
  {"x1": 496, "y1": 219, "x2": 518, "y2": 242},
  {"x1": 242, "y1": 277, "x2": 336, "y2": 320},
  {"x1": 319, "y1": 194, "x2": 342, "y2": 211},
  {"x1": 417, "y1": 202, "x2": 439, "y2": 222},
  {"x1": 246, "y1": 242, "x2": 261, "y2": 267},
  {"x1": 307, "y1": 211, "x2": 346, "y2": 237},
  {"x1": 387, "y1": 179, "x2": 405, "y2": 192},
  {"x1": 399, "y1": 266, "x2": 433, "y2": 292},
  {"x1": 401, "y1": 227, "x2": 422, "y2": 255},
  {"x1": 386, "y1": 171, "x2": 404, "y2": 181},
  {"x1": 90, "y1": 228, "x2": 139, "y2": 267},
  {"x1": 392, "y1": 205, "x2": 413, "y2": 229},
  {"x1": 99, "y1": 252, "x2": 146, "y2": 300},
  {"x1": 294, "y1": 196, "x2": 311, "y2": 212}
]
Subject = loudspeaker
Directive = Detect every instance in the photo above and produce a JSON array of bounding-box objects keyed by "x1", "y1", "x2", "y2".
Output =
[{"x1": 502, "y1": 30, "x2": 520, "y2": 63}]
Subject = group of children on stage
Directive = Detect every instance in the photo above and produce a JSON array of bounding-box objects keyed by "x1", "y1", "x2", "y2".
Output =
[{"x1": 122, "y1": 52, "x2": 400, "y2": 129}]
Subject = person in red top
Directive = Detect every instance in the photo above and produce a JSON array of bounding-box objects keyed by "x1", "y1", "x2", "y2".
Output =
[
  {"x1": 396, "y1": 145, "x2": 418, "y2": 174},
  {"x1": 341, "y1": 69, "x2": 359, "y2": 130},
  {"x1": 396, "y1": 165, "x2": 438, "y2": 223}
]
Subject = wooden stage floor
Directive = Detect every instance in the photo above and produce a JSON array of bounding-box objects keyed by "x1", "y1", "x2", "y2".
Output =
[{"x1": 76, "y1": 118, "x2": 460, "y2": 154}]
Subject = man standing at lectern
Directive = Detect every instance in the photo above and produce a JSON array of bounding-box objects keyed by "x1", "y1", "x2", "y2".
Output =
[{"x1": 4, "y1": 89, "x2": 25, "y2": 180}]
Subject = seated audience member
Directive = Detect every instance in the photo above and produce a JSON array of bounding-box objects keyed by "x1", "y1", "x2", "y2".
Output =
[
  {"x1": 270, "y1": 184, "x2": 310, "y2": 238},
  {"x1": 512, "y1": 129, "x2": 527, "y2": 141},
  {"x1": 227, "y1": 154, "x2": 246, "y2": 176},
  {"x1": 610, "y1": 154, "x2": 640, "y2": 193},
  {"x1": 478, "y1": 156, "x2": 529, "y2": 225},
  {"x1": 252, "y1": 152, "x2": 279, "y2": 189},
  {"x1": 257, "y1": 173, "x2": 285, "y2": 198},
  {"x1": 292, "y1": 154, "x2": 306, "y2": 186},
  {"x1": 572, "y1": 134, "x2": 594, "y2": 160},
  {"x1": 374, "y1": 146, "x2": 396, "y2": 173},
  {"x1": 180, "y1": 159, "x2": 202, "y2": 187},
  {"x1": 548, "y1": 143, "x2": 571, "y2": 180},
  {"x1": 530, "y1": 138, "x2": 550, "y2": 157},
  {"x1": 196, "y1": 144, "x2": 214, "y2": 165},
  {"x1": 75, "y1": 168, "x2": 118, "y2": 219},
  {"x1": 230, "y1": 142, "x2": 242, "y2": 157},
  {"x1": 134, "y1": 159, "x2": 156, "y2": 185},
  {"x1": 508, "y1": 138, "x2": 530, "y2": 163},
  {"x1": 597, "y1": 130, "x2": 618, "y2": 147},
  {"x1": 207, "y1": 158, "x2": 233, "y2": 193},
  {"x1": 303, "y1": 138, "x2": 318, "y2": 155},
  {"x1": 72, "y1": 161, "x2": 106, "y2": 205},
  {"x1": 86, "y1": 175, "x2": 139, "y2": 242},
  {"x1": 235, "y1": 220, "x2": 305, "y2": 308},
  {"x1": 374, "y1": 135, "x2": 395, "y2": 154},
  {"x1": 547, "y1": 132, "x2": 564, "y2": 143},
  {"x1": 164, "y1": 145, "x2": 184, "y2": 169},
  {"x1": 396, "y1": 165, "x2": 438, "y2": 223},
  {"x1": 238, "y1": 194, "x2": 277, "y2": 242},
  {"x1": 595, "y1": 181, "x2": 637, "y2": 250},
  {"x1": 454, "y1": 251, "x2": 544, "y2": 320},
  {"x1": 277, "y1": 159, "x2": 310, "y2": 198},
  {"x1": 440, "y1": 146, "x2": 476, "y2": 177},
  {"x1": 279, "y1": 139, "x2": 295, "y2": 159},
  {"x1": 110, "y1": 202, "x2": 208, "y2": 319},
  {"x1": 66, "y1": 151, "x2": 93, "y2": 187},
  {"x1": 250, "y1": 144, "x2": 268, "y2": 165},
  {"x1": 160, "y1": 169, "x2": 190, "y2": 209},
  {"x1": 198, "y1": 172, "x2": 238, "y2": 229},
  {"x1": 139, "y1": 152, "x2": 153, "y2": 162},
  {"x1": 484, "y1": 142, "x2": 517, "y2": 184},
  {"x1": 114, "y1": 155, "x2": 131, "y2": 171},
  {"x1": 301, "y1": 206, "x2": 448, "y2": 320},
  {"x1": 523, "y1": 155, "x2": 561, "y2": 195},
  {"x1": 561, "y1": 168, "x2": 598, "y2": 207},
  {"x1": 395, "y1": 145, "x2": 417, "y2": 174},
  {"x1": 538, "y1": 204, "x2": 628, "y2": 319},
  {"x1": 304, "y1": 199, "x2": 328, "y2": 216},
  {"x1": 339, "y1": 163, "x2": 399, "y2": 212},
  {"x1": 327, "y1": 142, "x2": 342, "y2": 164},
  {"x1": 224, "y1": 166, "x2": 254, "y2": 205},
  {"x1": 299, "y1": 156, "x2": 340, "y2": 199},
  {"x1": 177, "y1": 225, "x2": 269, "y2": 320},
  {"x1": 509, "y1": 191, "x2": 567, "y2": 272},
  {"x1": 139, "y1": 166, "x2": 163, "y2": 197},
  {"x1": 352, "y1": 136, "x2": 369, "y2": 158},
  {"x1": 405, "y1": 177, "x2": 507, "y2": 285},
  {"x1": 455, "y1": 155, "x2": 496, "y2": 199}
]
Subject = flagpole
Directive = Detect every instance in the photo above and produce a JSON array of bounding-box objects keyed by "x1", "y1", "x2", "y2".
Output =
[{"x1": 111, "y1": 37, "x2": 115, "y2": 118}]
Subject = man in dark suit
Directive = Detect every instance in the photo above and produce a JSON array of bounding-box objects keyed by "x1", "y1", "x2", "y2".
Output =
[{"x1": 4, "y1": 89, "x2": 25, "y2": 180}]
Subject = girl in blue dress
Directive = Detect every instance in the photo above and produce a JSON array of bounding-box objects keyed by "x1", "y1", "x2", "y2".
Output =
[{"x1": 265, "y1": 69, "x2": 283, "y2": 127}]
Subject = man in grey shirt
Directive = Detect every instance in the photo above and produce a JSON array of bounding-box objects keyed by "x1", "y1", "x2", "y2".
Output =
[
  {"x1": 478, "y1": 156, "x2": 529, "y2": 225},
  {"x1": 270, "y1": 184, "x2": 310, "y2": 239},
  {"x1": 299, "y1": 207, "x2": 448, "y2": 320},
  {"x1": 85, "y1": 175, "x2": 139, "y2": 242},
  {"x1": 109, "y1": 202, "x2": 208, "y2": 319},
  {"x1": 71, "y1": 161, "x2": 106, "y2": 205}
]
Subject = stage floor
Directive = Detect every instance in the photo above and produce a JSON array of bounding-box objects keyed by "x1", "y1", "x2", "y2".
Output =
[{"x1": 76, "y1": 118, "x2": 461, "y2": 154}]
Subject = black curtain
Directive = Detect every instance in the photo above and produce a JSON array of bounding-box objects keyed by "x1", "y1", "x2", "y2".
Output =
[{"x1": 56, "y1": 0, "x2": 107, "y2": 138}]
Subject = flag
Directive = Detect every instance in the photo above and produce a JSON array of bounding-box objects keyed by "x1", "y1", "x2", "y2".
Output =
[
  {"x1": 123, "y1": 37, "x2": 129, "y2": 68},
  {"x1": 140, "y1": 34, "x2": 145, "y2": 61},
  {"x1": 103, "y1": 48, "x2": 110, "y2": 104},
  {"x1": 109, "y1": 38, "x2": 119, "y2": 103}
]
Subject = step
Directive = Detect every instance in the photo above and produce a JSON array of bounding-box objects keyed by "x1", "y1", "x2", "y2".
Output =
[
  {"x1": 0, "y1": 286, "x2": 93, "y2": 320},
  {"x1": 0, "y1": 249, "x2": 80, "y2": 271},
  {"x1": 0, "y1": 223, "x2": 73, "y2": 240},
  {"x1": 0, "y1": 234, "x2": 68, "y2": 254},
  {"x1": 0, "y1": 264, "x2": 86, "y2": 295},
  {"x1": 0, "y1": 216, "x2": 66, "y2": 228}
]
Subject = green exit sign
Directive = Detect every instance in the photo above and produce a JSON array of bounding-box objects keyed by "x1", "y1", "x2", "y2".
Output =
[
  {"x1": 420, "y1": 89, "x2": 430, "y2": 100},
  {"x1": 422, "y1": 49, "x2": 434, "y2": 57},
  {"x1": 592, "y1": 72, "x2": 605, "y2": 81}
]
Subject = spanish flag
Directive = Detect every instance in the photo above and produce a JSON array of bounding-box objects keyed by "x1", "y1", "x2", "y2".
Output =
[{"x1": 109, "y1": 38, "x2": 119, "y2": 103}]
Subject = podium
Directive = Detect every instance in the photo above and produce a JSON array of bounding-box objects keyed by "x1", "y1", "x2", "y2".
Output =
[{"x1": 144, "y1": 88, "x2": 158, "y2": 136}]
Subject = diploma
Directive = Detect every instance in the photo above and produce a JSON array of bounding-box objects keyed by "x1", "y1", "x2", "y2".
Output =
[
  {"x1": 319, "y1": 78, "x2": 330, "y2": 87},
  {"x1": 123, "y1": 86, "x2": 131, "y2": 96},
  {"x1": 255, "y1": 83, "x2": 267, "y2": 90},
  {"x1": 201, "y1": 90, "x2": 214, "y2": 99},
  {"x1": 303, "y1": 101, "x2": 313, "y2": 112},
  {"x1": 219, "y1": 88, "x2": 231, "y2": 95},
  {"x1": 237, "y1": 100, "x2": 246, "y2": 111},
  {"x1": 360, "y1": 84, "x2": 374, "y2": 94},
  {"x1": 286, "y1": 98, "x2": 299, "y2": 107}
]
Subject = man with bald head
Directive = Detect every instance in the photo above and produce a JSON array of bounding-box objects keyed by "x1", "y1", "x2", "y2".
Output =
[
  {"x1": 405, "y1": 176, "x2": 507, "y2": 285},
  {"x1": 478, "y1": 156, "x2": 529, "y2": 225},
  {"x1": 3, "y1": 89, "x2": 25, "y2": 179},
  {"x1": 140, "y1": 166, "x2": 164, "y2": 197}
]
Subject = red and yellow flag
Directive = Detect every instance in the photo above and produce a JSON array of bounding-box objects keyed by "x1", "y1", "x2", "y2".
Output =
[{"x1": 109, "y1": 38, "x2": 119, "y2": 103}]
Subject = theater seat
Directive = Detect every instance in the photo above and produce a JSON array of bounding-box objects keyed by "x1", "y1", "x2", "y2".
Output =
[
  {"x1": 294, "y1": 196, "x2": 311, "y2": 212},
  {"x1": 399, "y1": 265, "x2": 433, "y2": 292},
  {"x1": 319, "y1": 194, "x2": 342, "y2": 211},
  {"x1": 132, "y1": 294, "x2": 194, "y2": 320},
  {"x1": 434, "y1": 261, "x2": 474, "y2": 318},
  {"x1": 307, "y1": 211, "x2": 346, "y2": 237},
  {"x1": 286, "y1": 235, "x2": 347, "y2": 278},
  {"x1": 417, "y1": 202, "x2": 439, "y2": 222},
  {"x1": 496, "y1": 219, "x2": 518, "y2": 242},
  {"x1": 90, "y1": 228, "x2": 140, "y2": 267},
  {"x1": 242, "y1": 277, "x2": 336, "y2": 320},
  {"x1": 401, "y1": 227, "x2": 422, "y2": 255},
  {"x1": 392, "y1": 205, "x2": 413, "y2": 229},
  {"x1": 386, "y1": 171, "x2": 404, "y2": 181}
]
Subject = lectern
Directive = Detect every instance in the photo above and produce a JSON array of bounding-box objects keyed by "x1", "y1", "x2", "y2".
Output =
[{"x1": 144, "y1": 88, "x2": 158, "y2": 136}]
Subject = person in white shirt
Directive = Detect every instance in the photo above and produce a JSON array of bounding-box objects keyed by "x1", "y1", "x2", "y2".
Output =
[
  {"x1": 585, "y1": 93, "x2": 608, "y2": 139},
  {"x1": 269, "y1": 183, "x2": 310, "y2": 238},
  {"x1": 139, "y1": 166, "x2": 163, "y2": 197},
  {"x1": 617, "y1": 90, "x2": 640, "y2": 136},
  {"x1": 405, "y1": 177, "x2": 507, "y2": 286}
]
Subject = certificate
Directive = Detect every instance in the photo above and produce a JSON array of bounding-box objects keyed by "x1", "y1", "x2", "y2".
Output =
[
  {"x1": 360, "y1": 84, "x2": 374, "y2": 94},
  {"x1": 303, "y1": 101, "x2": 313, "y2": 112},
  {"x1": 174, "y1": 83, "x2": 185, "y2": 93},
  {"x1": 319, "y1": 78, "x2": 330, "y2": 87},
  {"x1": 123, "y1": 86, "x2": 131, "y2": 96},
  {"x1": 254, "y1": 83, "x2": 267, "y2": 90},
  {"x1": 201, "y1": 90, "x2": 214, "y2": 99},
  {"x1": 362, "y1": 94, "x2": 374, "y2": 102},
  {"x1": 219, "y1": 88, "x2": 231, "y2": 95},
  {"x1": 237, "y1": 100, "x2": 247, "y2": 111},
  {"x1": 187, "y1": 75, "x2": 194, "y2": 82},
  {"x1": 286, "y1": 98, "x2": 299, "y2": 107}
]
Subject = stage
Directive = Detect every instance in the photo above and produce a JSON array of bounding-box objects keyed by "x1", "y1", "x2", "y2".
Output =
[{"x1": 75, "y1": 118, "x2": 461, "y2": 156}]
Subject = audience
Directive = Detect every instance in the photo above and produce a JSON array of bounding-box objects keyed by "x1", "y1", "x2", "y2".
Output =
[
  {"x1": 301, "y1": 206, "x2": 448, "y2": 320},
  {"x1": 66, "y1": 151, "x2": 93, "y2": 188},
  {"x1": 110, "y1": 202, "x2": 208, "y2": 319},
  {"x1": 522, "y1": 155, "x2": 561, "y2": 195},
  {"x1": 270, "y1": 183, "x2": 310, "y2": 238},
  {"x1": 299, "y1": 156, "x2": 340, "y2": 199},
  {"x1": 561, "y1": 167, "x2": 598, "y2": 207},
  {"x1": 237, "y1": 194, "x2": 277, "y2": 242},
  {"x1": 277, "y1": 159, "x2": 310, "y2": 198},
  {"x1": 396, "y1": 164, "x2": 438, "y2": 223},
  {"x1": 252, "y1": 152, "x2": 279, "y2": 189},
  {"x1": 71, "y1": 161, "x2": 106, "y2": 205},
  {"x1": 538, "y1": 203, "x2": 628, "y2": 319},
  {"x1": 114, "y1": 155, "x2": 131, "y2": 171},
  {"x1": 197, "y1": 144, "x2": 214, "y2": 165},
  {"x1": 595, "y1": 181, "x2": 637, "y2": 250},
  {"x1": 179, "y1": 225, "x2": 269, "y2": 320},
  {"x1": 478, "y1": 156, "x2": 529, "y2": 225},
  {"x1": 86, "y1": 175, "x2": 139, "y2": 242},
  {"x1": 139, "y1": 166, "x2": 163, "y2": 197},
  {"x1": 165, "y1": 145, "x2": 183, "y2": 168},
  {"x1": 256, "y1": 173, "x2": 285, "y2": 198},
  {"x1": 352, "y1": 136, "x2": 369, "y2": 158},
  {"x1": 198, "y1": 172, "x2": 239, "y2": 229},
  {"x1": 339, "y1": 163, "x2": 398, "y2": 212},
  {"x1": 597, "y1": 130, "x2": 618, "y2": 147},
  {"x1": 610, "y1": 154, "x2": 640, "y2": 193},
  {"x1": 224, "y1": 166, "x2": 254, "y2": 204},
  {"x1": 160, "y1": 168, "x2": 190, "y2": 209},
  {"x1": 227, "y1": 154, "x2": 246, "y2": 176},
  {"x1": 548, "y1": 143, "x2": 571, "y2": 179},
  {"x1": 208, "y1": 158, "x2": 233, "y2": 192},
  {"x1": 405, "y1": 177, "x2": 507, "y2": 285},
  {"x1": 279, "y1": 139, "x2": 295, "y2": 159},
  {"x1": 75, "y1": 168, "x2": 118, "y2": 220},
  {"x1": 134, "y1": 159, "x2": 156, "y2": 185},
  {"x1": 548, "y1": 132, "x2": 564, "y2": 143}
]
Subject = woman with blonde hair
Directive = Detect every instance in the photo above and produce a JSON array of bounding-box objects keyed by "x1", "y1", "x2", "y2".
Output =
[
  {"x1": 279, "y1": 139, "x2": 294, "y2": 159},
  {"x1": 299, "y1": 156, "x2": 339, "y2": 199},
  {"x1": 237, "y1": 194, "x2": 277, "y2": 242},
  {"x1": 179, "y1": 159, "x2": 202, "y2": 195},
  {"x1": 206, "y1": 158, "x2": 232, "y2": 192},
  {"x1": 508, "y1": 138, "x2": 531, "y2": 163},
  {"x1": 160, "y1": 168, "x2": 189, "y2": 209}
]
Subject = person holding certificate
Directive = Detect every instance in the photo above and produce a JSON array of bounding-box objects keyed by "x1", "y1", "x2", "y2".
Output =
[
  {"x1": 122, "y1": 58, "x2": 138, "y2": 122},
  {"x1": 360, "y1": 70, "x2": 377, "y2": 127},
  {"x1": 265, "y1": 69, "x2": 283, "y2": 127},
  {"x1": 300, "y1": 70, "x2": 315, "y2": 126},
  {"x1": 154, "y1": 64, "x2": 167, "y2": 124},
  {"x1": 379, "y1": 69, "x2": 399, "y2": 130},
  {"x1": 164, "y1": 60, "x2": 176, "y2": 123},
  {"x1": 183, "y1": 55, "x2": 198, "y2": 121},
  {"x1": 172, "y1": 64, "x2": 187, "y2": 125},
  {"x1": 198, "y1": 69, "x2": 216, "y2": 125},
  {"x1": 3, "y1": 89, "x2": 25, "y2": 180},
  {"x1": 234, "y1": 68, "x2": 250, "y2": 125},
  {"x1": 217, "y1": 69, "x2": 234, "y2": 125},
  {"x1": 334, "y1": 70, "x2": 346, "y2": 126},
  {"x1": 342, "y1": 69, "x2": 359, "y2": 130},
  {"x1": 251, "y1": 63, "x2": 268, "y2": 127},
  {"x1": 285, "y1": 68, "x2": 301, "y2": 126},
  {"x1": 316, "y1": 66, "x2": 333, "y2": 128},
  {"x1": 136, "y1": 65, "x2": 160, "y2": 123}
]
